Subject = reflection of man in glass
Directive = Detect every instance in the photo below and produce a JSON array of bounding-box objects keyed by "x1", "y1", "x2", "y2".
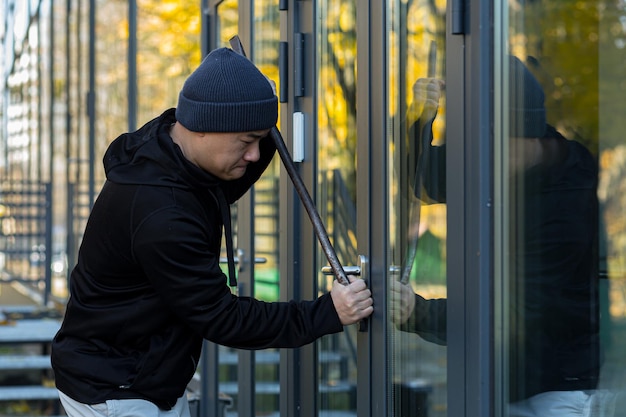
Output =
[{"x1": 391, "y1": 56, "x2": 610, "y2": 417}]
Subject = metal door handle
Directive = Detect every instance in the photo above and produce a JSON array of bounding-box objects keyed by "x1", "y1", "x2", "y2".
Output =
[
  {"x1": 388, "y1": 265, "x2": 401, "y2": 275},
  {"x1": 220, "y1": 249, "x2": 267, "y2": 272},
  {"x1": 219, "y1": 257, "x2": 268, "y2": 264},
  {"x1": 321, "y1": 255, "x2": 367, "y2": 282},
  {"x1": 321, "y1": 265, "x2": 361, "y2": 276}
]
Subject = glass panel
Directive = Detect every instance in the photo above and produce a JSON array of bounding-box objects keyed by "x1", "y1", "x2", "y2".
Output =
[
  {"x1": 253, "y1": 1, "x2": 281, "y2": 414},
  {"x1": 214, "y1": 0, "x2": 241, "y2": 411},
  {"x1": 213, "y1": 2, "x2": 281, "y2": 414},
  {"x1": 316, "y1": 0, "x2": 359, "y2": 414},
  {"x1": 216, "y1": 0, "x2": 239, "y2": 47},
  {"x1": 136, "y1": 0, "x2": 201, "y2": 124},
  {"x1": 253, "y1": 0, "x2": 281, "y2": 304},
  {"x1": 500, "y1": 1, "x2": 626, "y2": 416},
  {"x1": 96, "y1": 1, "x2": 128, "y2": 183},
  {"x1": 387, "y1": 0, "x2": 447, "y2": 416}
]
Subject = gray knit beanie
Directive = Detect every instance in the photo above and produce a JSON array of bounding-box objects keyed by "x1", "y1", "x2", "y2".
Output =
[
  {"x1": 509, "y1": 55, "x2": 546, "y2": 139},
  {"x1": 176, "y1": 47, "x2": 278, "y2": 132}
]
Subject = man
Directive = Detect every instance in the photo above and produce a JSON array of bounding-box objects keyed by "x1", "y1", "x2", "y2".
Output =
[
  {"x1": 391, "y1": 56, "x2": 607, "y2": 416},
  {"x1": 51, "y1": 47, "x2": 373, "y2": 417}
]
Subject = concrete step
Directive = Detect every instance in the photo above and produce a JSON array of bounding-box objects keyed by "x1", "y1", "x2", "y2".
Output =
[
  {"x1": 0, "y1": 355, "x2": 51, "y2": 370},
  {"x1": 218, "y1": 380, "x2": 356, "y2": 396},
  {"x1": 218, "y1": 350, "x2": 349, "y2": 365}
]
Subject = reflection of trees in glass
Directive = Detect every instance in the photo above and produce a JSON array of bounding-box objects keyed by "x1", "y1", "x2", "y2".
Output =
[
  {"x1": 136, "y1": 0, "x2": 201, "y2": 124},
  {"x1": 95, "y1": 0, "x2": 129, "y2": 183},
  {"x1": 252, "y1": 0, "x2": 281, "y2": 305},
  {"x1": 94, "y1": 0, "x2": 202, "y2": 162},
  {"x1": 216, "y1": 0, "x2": 238, "y2": 47},
  {"x1": 599, "y1": 146, "x2": 626, "y2": 279},
  {"x1": 318, "y1": 0, "x2": 357, "y2": 202},
  {"x1": 509, "y1": 2, "x2": 626, "y2": 151},
  {"x1": 389, "y1": 0, "x2": 446, "y2": 289},
  {"x1": 402, "y1": 0, "x2": 445, "y2": 118},
  {"x1": 254, "y1": 0, "x2": 280, "y2": 120}
]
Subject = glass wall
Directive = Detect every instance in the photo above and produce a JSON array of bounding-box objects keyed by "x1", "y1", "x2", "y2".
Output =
[{"x1": 497, "y1": 1, "x2": 626, "y2": 416}]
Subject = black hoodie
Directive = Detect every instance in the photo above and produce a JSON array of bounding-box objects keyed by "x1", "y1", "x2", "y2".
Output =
[{"x1": 51, "y1": 109, "x2": 343, "y2": 409}]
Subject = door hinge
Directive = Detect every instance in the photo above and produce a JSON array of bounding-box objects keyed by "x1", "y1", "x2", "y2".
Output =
[
  {"x1": 279, "y1": 41, "x2": 288, "y2": 102},
  {"x1": 294, "y1": 32, "x2": 305, "y2": 97},
  {"x1": 452, "y1": 0, "x2": 466, "y2": 35}
]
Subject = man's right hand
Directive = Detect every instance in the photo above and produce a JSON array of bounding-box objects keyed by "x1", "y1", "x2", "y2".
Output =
[{"x1": 330, "y1": 276, "x2": 374, "y2": 325}]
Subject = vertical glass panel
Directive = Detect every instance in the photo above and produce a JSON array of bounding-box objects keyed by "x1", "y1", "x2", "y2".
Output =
[
  {"x1": 67, "y1": 0, "x2": 94, "y2": 281},
  {"x1": 253, "y1": 1, "x2": 281, "y2": 414},
  {"x1": 212, "y1": 2, "x2": 281, "y2": 410},
  {"x1": 136, "y1": 0, "x2": 201, "y2": 124},
  {"x1": 499, "y1": 1, "x2": 626, "y2": 416},
  {"x1": 51, "y1": 1, "x2": 69, "y2": 300},
  {"x1": 96, "y1": 1, "x2": 128, "y2": 183},
  {"x1": 216, "y1": 0, "x2": 239, "y2": 47},
  {"x1": 214, "y1": 0, "x2": 240, "y2": 411},
  {"x1": 316, "y1": 0, "x2": 358, "y2": 414},
  {"x1": 387, "y1": 0, "x2": 447, "y2": 416},
  {"x1": 253, "y1": 0, "x2": 281, "y2": 304}
]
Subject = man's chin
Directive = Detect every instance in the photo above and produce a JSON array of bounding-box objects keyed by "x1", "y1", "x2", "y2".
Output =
[{"x1": 227, "y1": 167, "x2": 247, "y2": 180}]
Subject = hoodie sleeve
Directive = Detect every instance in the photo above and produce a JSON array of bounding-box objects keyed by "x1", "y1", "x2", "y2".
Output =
[
  {"x1": 397, "y1": 294, "x2": 447, "y2": 345},
  {"x1": 131, "y1": 191, "x2": 343, "y2": 349}
]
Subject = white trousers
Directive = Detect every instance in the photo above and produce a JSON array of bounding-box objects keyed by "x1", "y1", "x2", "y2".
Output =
[
  {"x1": 508, "y1": 390, "x2": 617, "y2": 417},
  {"x1": 58, "y1": 390, "x2": 192, "y2": 417}
]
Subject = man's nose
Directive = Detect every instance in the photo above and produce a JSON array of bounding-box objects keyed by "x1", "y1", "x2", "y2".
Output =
[{"x1": 244, "y1": 142, "x2": 261, "y2": 162}]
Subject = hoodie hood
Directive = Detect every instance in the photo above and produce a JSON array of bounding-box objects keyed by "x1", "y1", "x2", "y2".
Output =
[{"x1": 104, "y1": 109, "x2": 220, "y2": 190}]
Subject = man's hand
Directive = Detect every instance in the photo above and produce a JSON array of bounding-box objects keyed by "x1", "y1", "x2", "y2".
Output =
[
  {"x1": 389, "y1": 279, "x2": 416, "y2": 325},
  {"x1": 330, "y1": 275, "x2": 374, "y2": 325},
  {"x1": 408, "y1": 78, "x2": 445, "y2": 123}
]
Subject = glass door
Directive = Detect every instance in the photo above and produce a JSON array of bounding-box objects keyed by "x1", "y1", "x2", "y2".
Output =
[{"x1": 386, "y1": 1, "x2": 448, "y2": 416}]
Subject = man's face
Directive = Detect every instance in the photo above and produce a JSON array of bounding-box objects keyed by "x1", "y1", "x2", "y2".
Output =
[{"x1": 189, "y1": 129, "x2": 271, "y2": 180}]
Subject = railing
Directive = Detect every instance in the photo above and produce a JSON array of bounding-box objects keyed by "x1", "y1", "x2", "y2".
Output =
[{"x1": 0, "y1": 181, "x2": 53, "y2": 305}]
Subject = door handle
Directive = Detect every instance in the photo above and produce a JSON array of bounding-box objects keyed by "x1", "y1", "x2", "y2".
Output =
[
  {"x1": 321, "y1": 254, "x2": 368, "y2": 281},
  {"x1": 321, "y1": 255, "x2": 369, "y2": 332},
  {"x1": 220, "y1": 249, "x2": 267, "y2": 272},
  {"x1": 388, "y1": 265, "x2": 401, "y2": 276},
  {"x1": 321, "y1": 265, "x2": 361, "y2": 276}
]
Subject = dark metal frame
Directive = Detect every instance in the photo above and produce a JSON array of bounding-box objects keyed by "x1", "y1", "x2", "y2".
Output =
[{"x1": 447, "y1": 1, "x2": 496, "y2": 416}]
